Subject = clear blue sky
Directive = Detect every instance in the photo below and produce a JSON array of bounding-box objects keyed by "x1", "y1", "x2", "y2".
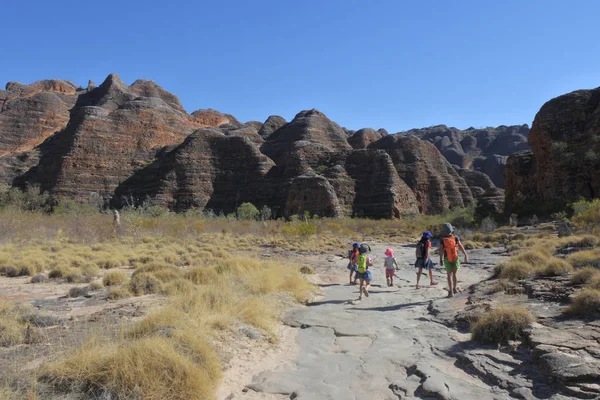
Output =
[{"x1": 2, "y1": 0, "x2": 599, "y2": 132}]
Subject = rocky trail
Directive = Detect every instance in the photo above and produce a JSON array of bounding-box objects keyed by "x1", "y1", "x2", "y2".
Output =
[{"x1": 237, "y1": 243, "x2": 513, "y2": 400}]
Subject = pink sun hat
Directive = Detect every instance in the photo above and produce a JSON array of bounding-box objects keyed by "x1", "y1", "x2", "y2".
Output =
[{"x1": 384, "y1": 248, "x2": 394, "y2": 257}]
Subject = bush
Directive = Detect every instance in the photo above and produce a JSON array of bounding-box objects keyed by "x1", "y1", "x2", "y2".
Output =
[
  {"x1": 565, "y1": 289, "x2": 600, "y2": 316},
  {"x1": 107, "y1": 286, "x2": 132, "y2": 300},
  {"x1": 495, "y1": 261, "x2": 535, "y2": 281},
  {"x1": 567, "y1": 250, "x2": 600, "y2": 268},
  {"x1": 471, "y1": 307, "x2": 535, "y2": 344},
  {"x1": 88, "y1": 281, "x2": 104, "y2": 291},
  {"x1": 68, "y1": 286, "x2": 89, "y2": 298},
  {"x1": 129, "y1": 273, "x2": 163, "y2": 295},
  {"x1": 570, "y1": 267, "x2": 600, "y2": 285},
  {"x1": 571, "y1": 199, "x2": 600, "y2": 232},
  {"x1": 236, "y1": 203, "x2": 259, "y2": 220},
  {"x1": 538, "y1": 258, "x2": 573, "y2": 277},
  {"x1": 102, "y1": 271, "x2": 128, "y2": 287}
]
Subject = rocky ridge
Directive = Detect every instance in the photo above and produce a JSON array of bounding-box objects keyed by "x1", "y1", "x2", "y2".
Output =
[{"x1": 0, "y1": 74, "x2": 522, "y2": 217}]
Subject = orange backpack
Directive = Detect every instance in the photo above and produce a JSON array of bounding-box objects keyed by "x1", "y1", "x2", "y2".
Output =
[{"x1": 442, "y1": 235, "x2": 459, "y2": 263}]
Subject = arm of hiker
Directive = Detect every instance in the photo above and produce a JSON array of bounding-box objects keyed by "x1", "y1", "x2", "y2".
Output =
[
  {"x1": 425, "y1": 244, "x2": 431, "y2": 262},
  {"x1": 458, "y1": 241, "x2": 469, "y2": 263},
  {"x1": 394, "y1": 258, "x2": 399, "y2": 270},
  {"x1": 439, "y1": 242, "x2": 444, "y2": 265}
]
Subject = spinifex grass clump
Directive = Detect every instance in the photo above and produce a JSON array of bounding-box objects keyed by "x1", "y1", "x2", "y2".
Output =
[
  {"x1": 471, "y1": 307, "x2": 535, "y2": 344},
  {"x1": 564, "y1": 289, "x2": 600, "y2": 316}
]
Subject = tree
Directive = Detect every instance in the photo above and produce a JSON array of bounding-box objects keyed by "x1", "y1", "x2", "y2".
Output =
[{"x1": 236, "y1": 202, "x2": 259, "y2": 220}]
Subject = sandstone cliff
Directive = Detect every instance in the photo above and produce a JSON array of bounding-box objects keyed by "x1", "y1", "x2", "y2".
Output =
[{"x1": 505, "y1": 87, "x2": 600, "y2": 213}]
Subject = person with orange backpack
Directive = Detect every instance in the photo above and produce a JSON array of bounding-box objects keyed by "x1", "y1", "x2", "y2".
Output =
[{"x1": 439, "y1": 223, "x2": 468, "y2": 298}]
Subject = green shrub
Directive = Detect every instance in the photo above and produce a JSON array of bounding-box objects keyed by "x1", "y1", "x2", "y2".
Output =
[{"x1": 236, "y1": 203, "x2": 259, "y2": 220}]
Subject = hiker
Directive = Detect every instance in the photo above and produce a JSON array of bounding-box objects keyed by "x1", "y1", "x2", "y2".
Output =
[
  {"x1": 415, "y1": 231, "x2": 438, "y2": 289},
  {"x1": 347, "y1": 242, "x2": 359, "y2": 285},
  {"x1": 356, "y1": 243, "x2": 373, "y2": 300},
  {"x1": 439, "y1": 223, "x2": 468, "y2": 297},
  {"x1": 383, "y1": 248, "x2": 399, "y2": 287}
]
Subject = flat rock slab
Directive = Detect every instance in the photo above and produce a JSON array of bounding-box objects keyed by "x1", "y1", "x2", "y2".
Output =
[{"x1": 247, "y1": 244, "x2": 513, "y2": 400}]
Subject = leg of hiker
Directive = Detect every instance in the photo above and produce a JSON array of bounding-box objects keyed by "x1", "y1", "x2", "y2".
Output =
[
  {"x1": 451, "y1": 270, "x2": 458, "y2": 294},
  {"x1": 349, "y1": 269, "x2": 354, "y2": 285},
  {"x1": 363, "y1": 279, "x2": 370, "y2": 297},
  {"x1": 428, "y1": 269, "x2": 438, "y2": 286},
  {"x1": 446, "y1": 270, "x2": 453, "y2": 297},
  {"x1": 416, "y1": 267, "x2": 423, "y2": 289},
  {"x1": 358, "y1": 278, "x2": 364, "y2": 300}
]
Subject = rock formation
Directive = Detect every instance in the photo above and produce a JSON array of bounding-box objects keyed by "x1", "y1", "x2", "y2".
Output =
[
  {"x1": 258, "y1": 115, "x2": 286, "y2": 139},
  {"x1": 454, "y1": 167, "x2": 505, "y2": 216},
  {"x1": 505, "y1": 87, "x2": 600, "y2": 214},
  {"x1": 347, "y1": 128, "x2": 385, "y2": 149},
  {"x1": 369, "y1": 135, "x2": 474, "y2": 214},
  {"x1": 0, "y1": 73, "x2": 534, "y2": 218}
]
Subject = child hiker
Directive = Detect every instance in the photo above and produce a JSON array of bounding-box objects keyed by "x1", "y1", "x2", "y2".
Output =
[
  {"x1": 347, "y1": 242, "x2": 359, "y2": 285},
  {"x1": 415, "y1": 231, "x2": 438, "y2": 289},
  {"x1": 383, "y1": 248, "x2": 399, "y2": 287},
  {"x1": 356, "y1": 243, "x2": 373, "y2": 299},
  {"x1": 439, "y1": 223, "x2": 468, "y2": 298}
]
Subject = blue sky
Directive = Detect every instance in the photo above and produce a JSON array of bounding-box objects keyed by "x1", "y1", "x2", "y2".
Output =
[{"x1": 2, "y1": 0, "x2": 599, "y2": 132}]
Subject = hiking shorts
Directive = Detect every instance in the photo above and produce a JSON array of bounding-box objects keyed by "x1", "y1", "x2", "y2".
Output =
[
  {"x1": 444, "y1": 259, "x2": 460, "y2": 272},
  {"x1": 385, "y1": 269, "x2": 395, "y2": 278},
  {"x1": 355, "y1": 271, "x2": 372, "y2": 281}
]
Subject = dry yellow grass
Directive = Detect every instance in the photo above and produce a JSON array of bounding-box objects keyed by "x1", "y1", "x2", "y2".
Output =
[
  {"x1": 538, "y1": 258, "x2": 573, "y2": 277},
  {"x1": 570, "y1": 267, "x2": 600, "y2": 285},
  {"x1": 567, "y1": 249, "x2": 600, "y2": 268},
  {"x1": 471, "y1": 306, "x2": 535, "y2": 344},
  {"x1": 102, "y1": 271, "x2": 128, "y2": 286},
  {"x1": 41, "y1": 336, "x2": 221, "y2": 400},
  {"x1": 565, "y1": 289, "x2": 600, "y2": 316},
  {"x1": 107, "y1": 286, "x2": 132, "y2": 300}
]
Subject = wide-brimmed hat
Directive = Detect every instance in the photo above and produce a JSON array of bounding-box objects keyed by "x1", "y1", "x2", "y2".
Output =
[
  {"x1": 441, "y1": 223, "x2": 454, "y2": 236},
  {"x1": 358, "y1": 243, "x2": 370, "y2": 254},
  {"x1": 384, "y1": 248, "x2": 394, "y2": 257}
]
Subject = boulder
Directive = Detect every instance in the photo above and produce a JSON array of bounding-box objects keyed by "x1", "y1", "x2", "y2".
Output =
[{"x1": 369, "y1": 135, "x2": 474, "y2": 214}]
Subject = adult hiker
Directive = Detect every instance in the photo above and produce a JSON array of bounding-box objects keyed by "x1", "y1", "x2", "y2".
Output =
[
  {"x1": 439, "y1": 223, "x2": 468, "y2": 297},
  {"x1": 356, "y1": 243, "x2": 373, "y2": 300},
  {"x1": 415, "y1": 231, "x2": 438, "y2": 289},
  {"x1": 347, "y1": 242, "x2": 360, "y2": 285}
]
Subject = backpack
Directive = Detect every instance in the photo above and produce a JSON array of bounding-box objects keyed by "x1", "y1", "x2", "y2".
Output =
[
  {"x1": 415, "y1": 241, "x2": 425, "y2": 259},
  {"x1": 357, "y1": 254, "x2": 367, "y2": 273},
  {"x1": 442, "y1": 235, "x2": 459, "y2": 263}
]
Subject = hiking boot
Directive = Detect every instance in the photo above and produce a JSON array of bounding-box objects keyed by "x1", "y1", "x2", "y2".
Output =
[
  {"x1": 453, "y1": 288, "x2": 458, "y2": 294},
  {"x1": 447, "y1": 291, "x2": 454, "y2": 298}
]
